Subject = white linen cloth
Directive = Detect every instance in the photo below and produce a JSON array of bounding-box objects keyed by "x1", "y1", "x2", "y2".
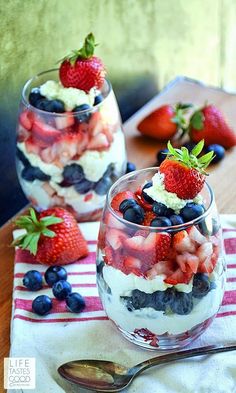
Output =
[{"x1": 8, "y1": 215, "x2": 236, "y2": 393}]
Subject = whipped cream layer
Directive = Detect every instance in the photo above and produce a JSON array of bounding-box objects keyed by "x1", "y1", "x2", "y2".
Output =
[
  {"x1": 144, "y1": 172, "x2": 203, "y2": 213},
  {"x1": 40, "y1": 80, "x2": 96, "y2": 110},
  {"x1": 99, "y1": 263, "x2": 224, "y2": 335}
]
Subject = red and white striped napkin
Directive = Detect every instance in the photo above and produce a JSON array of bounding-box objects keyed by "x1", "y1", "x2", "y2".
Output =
[{"x1": 9, "y1": 216, "x2": 236, "y2": 393}]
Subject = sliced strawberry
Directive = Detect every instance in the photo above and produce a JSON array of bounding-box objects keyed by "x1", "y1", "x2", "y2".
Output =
[
  {"x1": 123, "y1": 256, "x2": 143, "y2": 276},
  {"x1": 54, "y1": 113, "x2": 75, "y2": 130},
  {"x1": 146, "y1": 260, "x2": 176, "y2": 279},
  {"x1": 88, "y1": 112, "x2": 103, "y2": 135},
  {"x1": 111, "y1": 191, "x2": 137, "y2": 212},
  {"x1": 198, "y1": 255, "x2": 216, "y2": 274},
  {"x1": 155, "y1": 232, "x2": 171, "y2": 261},
  {"x1": 102, "y1": 126, "x2": 114, "y2": 144},
  {"x1": 164, "y1": 266, "x2": 193, "y2": 285},
  {"x1": 187, "y1": 226, "x2": 207, "y2": 245},
  {"x1": 103, "y1": 246, "x2": 113, "y2": 265},
  {"x1": 17, "y1": 125, "x2": 31, "y2": 142},
  {"x1": 104, "y1": 211, "x2": 125, "y2": 230},
  {"x1": 106, "y1": 228, "x2": 128, "y2": 250},
  {"x1": 176, "y1": 252, "x2": 199, "y2": 274},
  {"x1": 32, "y1": 119, "x2": 62, "y2": 146},
  {"x1": 25, "y1": 138, "x2": 41, "y2": 155},
  {"x1": 173, "y1": 230, "x2": 195, "y2": 253},
  {"x1": 138, "y1": 197, "x2": 153, "y2": 212},
  {"x1": 196, "y1": 242, "x2": 213, "y2": 263},
  {"x1": 87, "y1": 133, "x2": 110, "y2": 150},
  {"x1": 19, "y1": 110, "x2": 34, "y2": 131}
]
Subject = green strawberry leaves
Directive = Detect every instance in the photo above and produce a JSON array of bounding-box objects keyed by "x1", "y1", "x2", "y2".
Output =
[
  {"x1": 59, "y1": 33, "x2": 98, "y2": 65},
  {"x1": 12, "y1": 208, "x2": 63, "y2": 255},
  {"x1": 166, "y1": 140, "x2": 214, "y2": 174}
]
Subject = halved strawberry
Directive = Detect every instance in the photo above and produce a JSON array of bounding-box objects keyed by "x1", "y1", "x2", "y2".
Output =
[
  {"x1": 187, "y1": 226, "x2": 207, "y2": 245},
  {"x1": 87, "y1": 133, "x2": 110, "y2": 150},
  {"x1": 106, "y1": 228, "x2": 129, "y2": 250},
  {"x1": 54, "y1": 113, "x2": 75, "y2": 130},
  {"x1": 123, "y1": 256, "x2": 143, "y2": 276},
  {"x1": 32, "y1": 119, "x2": 62, "y2": 146},
  {"x1": 146, "y1": 260, "x2": 176, "y2": 279},
  {"x1": 173, "y1": 230, "x2": 195, "y2": 253},
  {"x1": 111, "y1": 191, "x2": 137, "y2": 212},
  {"x1": 164, "y1": 266, "x2": 193, "y2": 285},
  {"x1": 19, "y1": 110, "x2": 34, "y2": 131}
]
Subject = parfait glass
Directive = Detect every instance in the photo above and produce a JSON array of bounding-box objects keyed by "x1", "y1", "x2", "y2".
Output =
[
  {"x1": 16, "y1": 69, "x2": 126, "y2": 222},
  {"x1": 96, "y1": 168, "x2": 226, "y2": 350}
]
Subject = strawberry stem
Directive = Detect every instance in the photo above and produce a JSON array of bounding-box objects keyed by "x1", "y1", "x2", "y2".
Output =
[
  {"x1": 12, "y1": 208, "x2": 63, "y2": 255},
  {"x1": 60, "y1": 33, "x2": 98, "y2": 65}
]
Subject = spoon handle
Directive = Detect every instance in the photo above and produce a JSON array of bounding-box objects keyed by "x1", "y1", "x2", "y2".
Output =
[{"x1": 132, "y1": 343, "x2": 236, "y2": 375}]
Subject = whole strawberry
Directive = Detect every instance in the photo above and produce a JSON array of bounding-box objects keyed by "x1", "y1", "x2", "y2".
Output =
[
  {"x1": 59, "y1": 33, "x2": 106, "y2": 92},
  {"x1": 159, "y1": 140, "x2": 214, "y2": 199},
  {"x1": 13, "y1": 207, "x2": 88, "y2": 265},
  {"x1": 137, "y1": 103, "x2": 191, "y2": 141},
  {"x1": 189, "y1": 104, "x2": 236, "y2": 148}
]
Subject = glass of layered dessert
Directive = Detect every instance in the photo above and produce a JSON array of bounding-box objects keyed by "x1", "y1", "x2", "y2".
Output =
[
  {"x1": 97, "y1": 141, "x2": 226, "y2": 350},
  {"x1": 16, "y1": 34, "x2": 126, "y2": 221}
]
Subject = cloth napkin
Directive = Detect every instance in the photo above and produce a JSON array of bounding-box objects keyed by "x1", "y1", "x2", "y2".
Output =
[{"x1": 9, "y1": 215, "x2": 236, "y2": 393}]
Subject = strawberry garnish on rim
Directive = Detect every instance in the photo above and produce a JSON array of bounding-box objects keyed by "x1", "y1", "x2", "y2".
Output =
[
  {"x1": 159, "y1": 140, "x2": 214, "y2": 200},
  {"x1": 59, "y1": 33, "x2": 106, "y2": 92},
  {"x1": 12, "y1": 207, "x2": 88, "y2": 265}
]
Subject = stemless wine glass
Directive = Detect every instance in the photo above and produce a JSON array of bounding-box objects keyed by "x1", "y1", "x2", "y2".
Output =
[
  {"x1": 16, "y1": 69, "x2": 126, "y2": 221},
  {"x1": 97, "y1": 168, "x2": 226, "y2": 350}
]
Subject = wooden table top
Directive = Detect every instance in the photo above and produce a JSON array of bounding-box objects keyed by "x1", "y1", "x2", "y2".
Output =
[{"x1": 1, "y1": 78, "x2": 236, "y2": 391}]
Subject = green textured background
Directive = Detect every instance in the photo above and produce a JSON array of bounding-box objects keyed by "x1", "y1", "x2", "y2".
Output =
[{"x1": 1, "y1": 0, "x2": 236, "y2": 223}]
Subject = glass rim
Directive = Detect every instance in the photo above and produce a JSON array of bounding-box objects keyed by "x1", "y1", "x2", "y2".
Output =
[
  {"x1": 107, "y1": 167, "x2": 215, "y2": 231},
  {"x1": 21, "y1": 68, "x2": 112, "y2": 117}
]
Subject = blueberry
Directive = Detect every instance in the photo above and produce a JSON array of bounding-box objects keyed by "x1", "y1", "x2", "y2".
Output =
[
  {"x1": 151, "y1": 288, "x2": 175, "y2": 311},
  {"x1": 152, "y1": 202, "x2": 168, "y2": 216},
  {"x1": 205, "y1": 144, "x2": 225, "y2": 163},
  {"x1": 94, "y1": 94, "x2": 104, "y2": 106},
  {"x1": 29, "y1": 88, "x2": 45, "y2": 107},
  {"x1": 66, "y1": 292, "x2": 86, "y2": 313},
  {"x1": 156, "y1": 148, "x2": 169, "y2": 165},
  {"x1": 62, "y1": 164, "x2": 84, "y2": 186},
  {"x1": 74, "y1": 179, "x2": 94, "y2": 194},
  {"x1": 73, "y1": 104, "x2": 92, "y2": 123},
  {"x1": 119, "y1": 199, "x2": 138, "y2": 213},
  {"x1": 122, "y1": 290, "x2": 149, "y2": 311},
  {"x1": 180, "y1": 203, "x2": 205, "y2": 222},
  {"x1": 45, "y1": 266, "x2": 67, "y2": 287},
  {"x1": 42, "y1": 99, "x2": 65, "y2": 113},
  {"x1": 32, "y1": 295, "x2": 52, "y2": 315},
  {"x1": 141, "y1": 181, "x2": 154, "y2": 204},
  {"x1": 183, "y1": 141, "x2": 196, "y2": 152},
  {"x1": 170, "y1": 291, "x2": 193, "y2": 315},
  {"x1": 126, "y1": 162, "x2": 136, "y2": 173},
  {"x1": 52, "y1": 280, "x2": 72, "y2": 300},
  {"x1": 192, "y1": 273, "x2": 211, "y2": 298},
  {"x1": 34, "y1": 98, "x2": 51, "y2": 111},
  {"x1": 21, "y1": 165, "x2": 51, "y2": 182},
  {"x1": 94, "y1": 177, "x2": 112, "y2": 195},
  {"x1": 169, "y1": 214, "x2": 184, "y2": 226},
  {"x1": 123, "y1": 205, "x2": 144, "y2": 224},
  {"x1": 23, "y1": 270, "x2": 43, "y2": 291},
  {"x1": 16, "y1": 147, "x2": 30, "y2": 167},
  {"x1": 150, "y1": 217, "x2": 172, "y2": 227},
  {"x1": 198, "y1": 218, "x2": 220, "y2": 236}
]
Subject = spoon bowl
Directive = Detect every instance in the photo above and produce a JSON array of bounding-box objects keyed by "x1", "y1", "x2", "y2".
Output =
[{"x1": 58, "y1": 343, "x2": 236, "y2": 392}]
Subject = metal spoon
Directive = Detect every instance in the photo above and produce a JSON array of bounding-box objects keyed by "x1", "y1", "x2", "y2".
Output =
[{"x1": 58, "y1": 342, "x2": 236, "y2": 392}]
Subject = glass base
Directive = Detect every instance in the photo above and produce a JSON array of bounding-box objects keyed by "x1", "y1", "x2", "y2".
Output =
[{"x1": 116, "y1": 315, "x2": 215, "y2": 351}]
